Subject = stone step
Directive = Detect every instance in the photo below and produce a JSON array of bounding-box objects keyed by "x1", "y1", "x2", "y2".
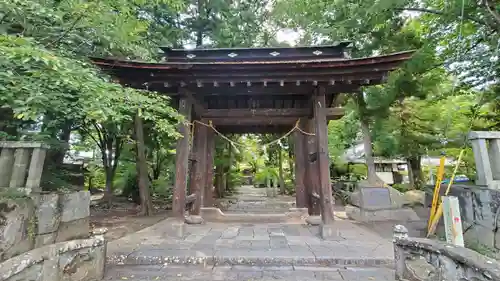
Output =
[
  {"x1": 104, "y1": 264, "x2": 397, "y2": 281},
  {"x1": 107, "y1": 252, "x2": 394, "y2": 268}
]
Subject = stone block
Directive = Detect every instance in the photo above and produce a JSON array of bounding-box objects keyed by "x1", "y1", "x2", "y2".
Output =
[
  {"x1": 35, "y1": 193, "x2": 61, "y2": 234},
  {"x1": 403, "y1": 190, "x2": 425, "y2": 206},
  {"x1": 358, "y1": 184, "x2": 406, "y2": 210},
  {"x1": 4, "y1": 263, "x2": 43, "y2": 281},
  {"x1": 59, "y1": 245, "x2": 106, "y2": 281},
  {"x1": 0, "y1": 199, "x2": 36, "y2": 262},
  {"x1": 201, "y1": 207, "x2": 224, "y2": 221},
  {"x1": 168, "y1": 220, "x2": 186, "y2": 238},
  {"x1": 60, "y1": 191, "x2": 90, "y2": 223},
  {"x1": 185, "y1": 215, "x2": 204, "y2": 224},
  {"x1": 319, "y1": 224, "x2": 341, "y2": 241},
  {"x1": 42, "y1": 247, "x2": 60, "y2": 281},
  {"x1": 56, "y1": 218, "x2": 90, "y2": 242},
  {"x1": 35, "y1": 232, "x2": 57, "y2": 248},
  {"x1": 305, "y1": 215, "x2": 321, "y2": 226},
  {"x1": 0, "y1": 148, "x2": 15, "y2": 187},
  {"x1": 345, "y1": 204, "x2": 420, "y2": 222},
  {"x1": 0, "y1": 236, "x2": 106, "y2": 281}
]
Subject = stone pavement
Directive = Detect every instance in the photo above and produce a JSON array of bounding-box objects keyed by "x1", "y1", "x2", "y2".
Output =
[
  {"x1": 224, "y1": 185, "x2": 296, "y2": 214},
  {"x1": 106, "y1": 220, "x2": 394, "y2": 267},
  {"x1": 105, "y1": 264, "x2": 396, "y2": 280},
  {"x1": 104, "y1": 185, "x2": 398, "y2": 280}
]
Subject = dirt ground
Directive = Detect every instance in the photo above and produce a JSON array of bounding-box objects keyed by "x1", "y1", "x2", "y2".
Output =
[{"x1": 90, "y1": 195, "x2": 170, "y2": 241}]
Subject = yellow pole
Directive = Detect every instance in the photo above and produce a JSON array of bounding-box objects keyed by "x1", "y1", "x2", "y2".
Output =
[
  {"x1": 427, "y1": 156, "x2": 446, "y2": 231},
  {"x1": 427, "y1": 149, "x2": 465, "y2": 237}
]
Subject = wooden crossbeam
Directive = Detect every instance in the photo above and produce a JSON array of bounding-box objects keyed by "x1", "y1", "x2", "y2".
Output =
[{"x1": 202, "y1": 108, "x2": 344, "y2": 119}]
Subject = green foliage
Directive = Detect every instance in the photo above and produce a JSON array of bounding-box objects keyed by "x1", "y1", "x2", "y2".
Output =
[
  {"x1": 0, "y1": 188, "x2": 29, "y2": 201},
  {"x1": 254, "y1": 166, "x2": 279, "y2": 187},
  {"x1": 392, "y1": 183, "x2": 411, "y2": 193}
]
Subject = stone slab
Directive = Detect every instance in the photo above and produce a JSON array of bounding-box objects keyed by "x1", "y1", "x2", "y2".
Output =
[
  {"x1": 55, "y1": 217, "x2": 90, "y2": 242},
  {"x1": 319, "y1": 224, "x2": 342, "y2": 241},
  {"x1": 104, "y1": 264, "x2": 397, "y2": 281},
  {"x1": 345, "y1": 205, "x2": 419, "y2": 222},
  {"x1": 106, "y1": 221, "x2": 394, "y2": 268},
  {"x1": 35, "y1": 193, "x2": 61, "y2": 234},
  {"x1": 359, "y1": 187, "x2": 392, "y2": 210},
  {"x1": 0, "y1": 199, "x2": 36, "y2": 262},
  {"x1": 60, "y1": 191, "x2": 90, "y2": 222}
]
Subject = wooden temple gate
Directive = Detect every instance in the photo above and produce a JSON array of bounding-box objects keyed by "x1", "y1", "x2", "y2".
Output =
[{"x1": 92, "y1": 43, "x2": 413, "y2": 231}]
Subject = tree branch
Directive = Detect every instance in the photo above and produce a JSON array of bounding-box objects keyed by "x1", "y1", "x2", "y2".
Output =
[
  {"x1": 484, "y1": 0, "x2": 500, "y2": 25},
  {"x1": 47, "y1": 12, "x2": 86, "y2": 47},
  {"x1": 80, "y1": 124, "x2": 104, "y2": 151},
  {"x1": 393, "y1": 7, "x2": 492, "y2": 28},
  {"x1": 112, "y1": 137, "x2": 123, "y2": 174}
]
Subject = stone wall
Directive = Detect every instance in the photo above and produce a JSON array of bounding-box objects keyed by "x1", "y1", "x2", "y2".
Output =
[
  {"x1": 425, "y1": 184, "x2": 500, "y2": 250},
  {"x1": 0, "y1": 235, "x2": 106, "y2": 281},
  {"x1": 0, "y1": 191, "x2": 90, "y2": 262},
  {"x1": 393, "y1": 225, "x2": 500, "y2": 281}
]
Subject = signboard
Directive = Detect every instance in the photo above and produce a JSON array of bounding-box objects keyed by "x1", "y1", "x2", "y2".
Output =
[
  {"x1": 442, "y1": 196, "x2": 464, "y2": 247},
  {"x1": 360, "y1": 187, "x2": 392, "y2": 210}
]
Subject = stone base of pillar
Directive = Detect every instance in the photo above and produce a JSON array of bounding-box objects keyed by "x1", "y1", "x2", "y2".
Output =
[
  {"x1": 169, "y1": 219, "x2": 186, "y2": 238},
  {"x1": 185, "y1": 215, "x2": 204, "y2": 224},
  {"x1": 305, "y1": 215, "x2": 321, "y2": 226},
  {"x1": 319, "y1": 223, "x2": 341, "y2": 241}
]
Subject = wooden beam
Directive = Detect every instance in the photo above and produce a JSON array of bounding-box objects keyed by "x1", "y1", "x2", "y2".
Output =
[
  {"x1": 314, "y1": 87, "x2": 335, "y2": 224},
  {"x1": 216, "y1": 125, "x2": 292, "y2": 134},
  {"x1": 203, "y1": 108, "x2": 309, "y2": 118},
  {"x1": 190, "y1": 119, "x2": 208, "y2": 215},
  {"x1": 152, "y1": 84, "x2": 362, "y2": 96},
  {"x1": 172, "y1": 97, "x2": 191, "y2": 220},
  {"x1": 294, "y1": 118, "x2": 308, "y2": 208},
  {"x1": 203, "y1": 108, "x2": 344, "y2": 119},
  {"x1": 326, "y1": 107, "x2": 345, "y2": 120},
  {"x1": 210, "y1": 117, "x2": 298, "y2": 126},
  {"x1": 181, "y1": 88, "x2": 204, "y2": 117}
]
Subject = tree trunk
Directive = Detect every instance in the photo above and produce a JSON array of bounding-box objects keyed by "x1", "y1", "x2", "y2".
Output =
[
  {"x1": 355, "y1": 92, "x2": 380, "y2": 185},
  {"x1": 195, "y1": 0, "x2": 203, "y2": 47},
  {"x1": 359, "y1": 116, "x2": 380, "y2": 185},
  {"x1": 407, "y1": 156, "x2": 423, "y2": 190},
  {"x1": 278, "y1": 150, "x2": 286, "y2": 194},
  {"x1": 103, "y1": 166, "x2": 114, "y2": 201},
  {"x1": 135, "y1": 111, "x2": 153, "y2": 216},
  {"x1": 225, "y1": 143, "x2": 233, "y2": 191}
]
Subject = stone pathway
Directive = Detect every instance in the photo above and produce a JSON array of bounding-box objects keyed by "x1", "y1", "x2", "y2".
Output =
[
  {"x1": 105, "y1": 264, "x2": 396, "y2": 280},
  {"x1": 224, "y1": 185, "x2": 296, "y2": 214},
  {"x1": 104, "y1": 185, "x2": 398, "y2": 280}
]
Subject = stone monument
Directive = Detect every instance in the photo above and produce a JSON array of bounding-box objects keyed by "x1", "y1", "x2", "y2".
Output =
[{"x1": 346, "y1": 182, "x2": 419, "y2": 222}]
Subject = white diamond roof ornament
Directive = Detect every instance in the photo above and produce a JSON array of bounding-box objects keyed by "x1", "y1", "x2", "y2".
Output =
[
  {"x1": 270, "y1": 51, "x2": 280, "y2": 56},
  {"x1": 186, "y1": 54, "x2": 196, "y2": 59},
  {"x1": 228, "y1": 52, "x2": 238, "y2": 57},
  {"x1": 313, "y1": 50, "x2": 323, "y2": 56}
]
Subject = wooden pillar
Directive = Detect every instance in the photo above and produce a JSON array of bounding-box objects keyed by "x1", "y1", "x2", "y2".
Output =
[
  {"x1": 313, "y1": 87, "x2": 335, "y2": 224},
  {"x1": 204, "y1": 127, "x2": 215, "y2": 207},
  {"x1": 190, "y1": 119, "x2": 208, "y2": 215},
  {"x1": 172, "y1": 97, "x2": 192, "y2": 220},
  {"x1": 306, "y1": 118, "x2": 321, "y2": 215},
  {"x1": 293, "y1": 118, "x2": 308, "y2": 208}
]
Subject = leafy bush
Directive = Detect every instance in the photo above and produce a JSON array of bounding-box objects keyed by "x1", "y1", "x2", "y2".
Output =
[
  {"x1": 254, "y1": 166, "x2": 279, "y2": 187},
  {"x1": 152, "y1": 176, "x2": 173, "y2": 202},
  {"x1": 392, "y1": 183, "x2": 410, "y2": 193}
]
